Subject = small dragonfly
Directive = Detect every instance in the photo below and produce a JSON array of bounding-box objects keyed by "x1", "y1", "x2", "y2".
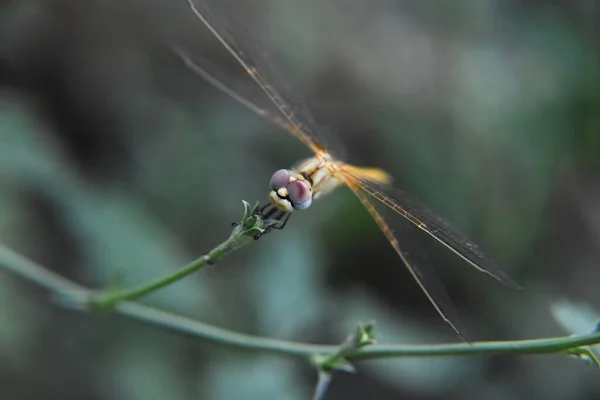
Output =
[{"x1": 180, "y1": 0, "x2": 520, "y2": 338}]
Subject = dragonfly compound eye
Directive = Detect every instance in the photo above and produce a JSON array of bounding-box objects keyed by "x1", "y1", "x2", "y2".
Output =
[
  {"x1": 270, "y1": 169, "x2": 291, "y2": 190},
  {"x1": 287, "y1": 180, "x2": 312, "y2": 210}
]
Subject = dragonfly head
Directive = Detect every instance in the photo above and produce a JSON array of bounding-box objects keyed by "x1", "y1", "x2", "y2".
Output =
[{"x1": 269, "y1": 169, "x2": 313, "y2": 212}]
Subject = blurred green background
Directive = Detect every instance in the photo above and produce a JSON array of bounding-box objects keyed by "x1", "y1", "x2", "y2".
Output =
[{"x1": 1, "y1": 0, "x2": 600, "y2": 399}]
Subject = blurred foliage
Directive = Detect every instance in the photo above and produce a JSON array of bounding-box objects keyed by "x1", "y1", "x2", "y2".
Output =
[{"x1": 1, "y1": 0, "x2": 600, "y2": 399}]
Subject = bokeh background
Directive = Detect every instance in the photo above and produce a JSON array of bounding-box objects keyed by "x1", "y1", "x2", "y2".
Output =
[{"x1": 1, "y1": 0, "x2": 600, "y2": 399}]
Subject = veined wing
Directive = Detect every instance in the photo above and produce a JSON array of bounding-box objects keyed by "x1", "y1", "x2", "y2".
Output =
[
  {"x1": 173, "y1": 47, "x2": 298, "y2": 136},
  {"x1": 184, "y1": 0, "x2": 326, "y2": 155},
  {"x1": 341, "y1": 170, "x2": 521, "y2": 289},
  {"x1": 341, "y1": 175, "x2": 469, "y2": 339}
]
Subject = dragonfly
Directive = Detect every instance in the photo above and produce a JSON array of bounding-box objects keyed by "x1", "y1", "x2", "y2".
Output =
[{"x1": 180, "y1": 0, "x2": 520, "y2": 338}]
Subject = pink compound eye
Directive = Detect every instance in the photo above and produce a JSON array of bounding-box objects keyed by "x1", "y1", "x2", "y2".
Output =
[
  {"x1": 287, "y1": 180, "x2": 312, "y2": 210},
  {"x1": 270, "y1": 169, "x2": 291, "y2": 190}
]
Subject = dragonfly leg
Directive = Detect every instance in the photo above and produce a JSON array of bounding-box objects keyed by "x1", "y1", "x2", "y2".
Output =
[
  {"x1": 253, "y1": 204, "x2": 291, "y2": 240},
  {"x1": 268, "y1": 211, "x2": 291, "y2": 230},
  {"x1": 260, "y1": 202, "x2": 270, "y2": 212},
  {"x1": 231, "y1": 202, "x2": 277, "y2": 228}
]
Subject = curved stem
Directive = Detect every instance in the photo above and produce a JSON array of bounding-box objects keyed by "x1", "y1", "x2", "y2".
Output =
[
  {"x1": 91, "y1": 243, "x2": 226, "y2": 310},
  {"x1": 90, "y1": 201, "x2": 265, "y2": 310},
  {"x1": 1, "y1": 241, "x2": 599, "y2": 361}
]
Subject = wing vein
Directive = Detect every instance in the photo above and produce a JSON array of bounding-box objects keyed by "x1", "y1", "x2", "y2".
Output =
[
  {"x1": 342, "y1": 171, "x2": 521, "y2": 289},
  {"x1": 340, "y1": 175, "x2": 468, "y2": 339},
  {"x1": 185, "y1": 0, "x2": 324, "y2": 154}
]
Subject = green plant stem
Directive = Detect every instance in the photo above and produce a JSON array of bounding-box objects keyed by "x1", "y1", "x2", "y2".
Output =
[
  {"x1": 90, "y1": 202, "x2": 264, "y2": 310},
  {"x1": 91, "y1": 254, "x2": 213, "y2": 309},
  {"x1": 1, "y1": 243, "x2": 599, "y2": 361},
  {"x1": 91, "y1": 235, "x2": 245, "y2": 310}
]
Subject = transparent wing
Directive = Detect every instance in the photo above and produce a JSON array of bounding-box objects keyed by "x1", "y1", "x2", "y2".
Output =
[
  {"x1": 341, "y1": 170, "x2": 521, "y2": 289},
  {"x1": 184, "y1": 0, "x2": 328, "y2": 155},
  {"x1": 173, "y1": 46, "x2": 298, "y2": 136},
  {"x1": 342, "y1": 176, "x2": 469, "y2": 339}
]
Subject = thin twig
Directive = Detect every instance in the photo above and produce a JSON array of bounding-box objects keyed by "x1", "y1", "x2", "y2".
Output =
[
  {"x1": 90, "y1": 201, "x2": 266, "y2": 310},
  {"x1": 1, "y1": 229, "x2": 599, "y2": 362}
]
